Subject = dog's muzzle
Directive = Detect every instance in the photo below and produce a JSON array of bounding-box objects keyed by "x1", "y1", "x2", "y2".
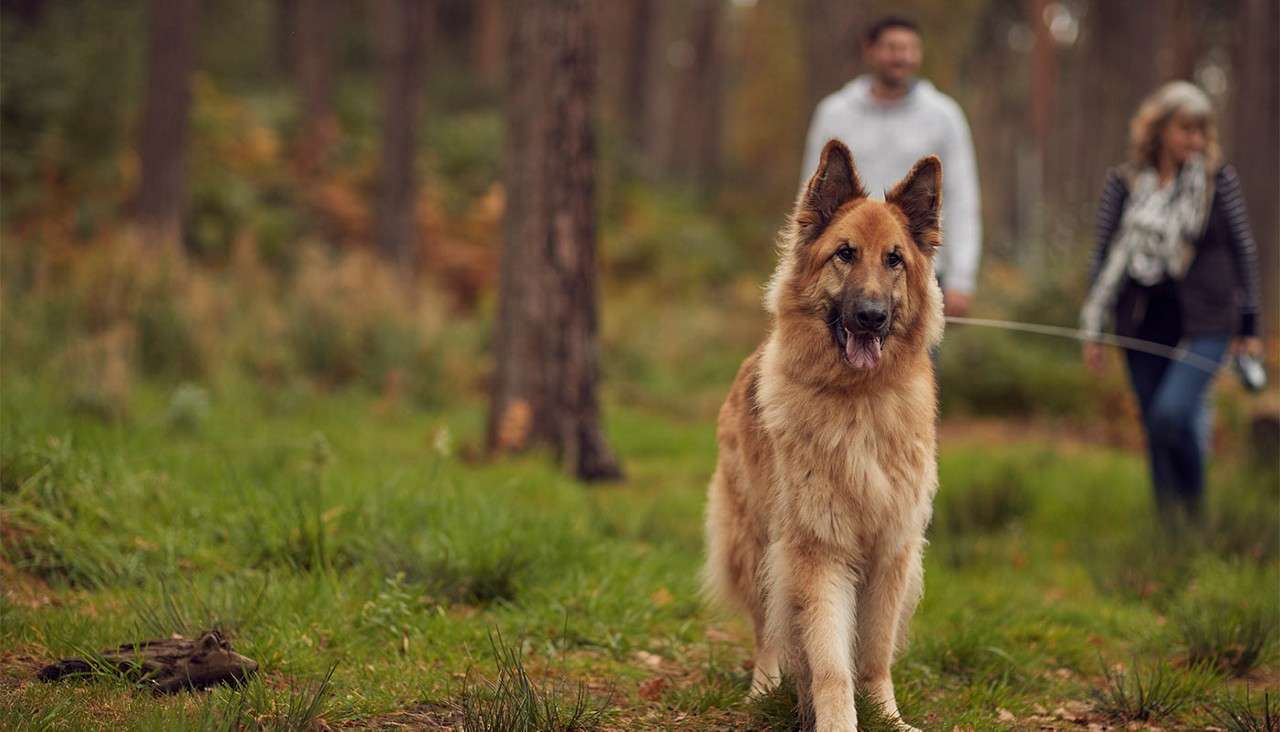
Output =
[{"x1": 832, "y1": 301, "x2": 890, "y2": 370}]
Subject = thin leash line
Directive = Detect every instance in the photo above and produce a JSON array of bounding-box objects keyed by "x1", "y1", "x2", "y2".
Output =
[{"x1": 944, "y1": 316, "x2": 1224, "y2": 374}]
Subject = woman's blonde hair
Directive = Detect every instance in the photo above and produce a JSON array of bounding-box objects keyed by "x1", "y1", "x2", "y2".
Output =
[{"x1": 1128, "y1": 80, "x2": 1221, "y2": 171}]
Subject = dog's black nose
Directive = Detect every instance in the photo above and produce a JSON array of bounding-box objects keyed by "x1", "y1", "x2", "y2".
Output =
[{"x1": 855, "y1": 303, "x2": 889, "y2": 331}]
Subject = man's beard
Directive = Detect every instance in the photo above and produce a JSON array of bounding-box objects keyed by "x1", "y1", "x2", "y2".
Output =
[{"x1": 874, "y1": 70, "x2": 913, "y2": 90}]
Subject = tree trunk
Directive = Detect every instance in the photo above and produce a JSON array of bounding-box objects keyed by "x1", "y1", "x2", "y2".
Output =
[
  {"x1": 375, "y1": 0, "x2": 429, "y2": 272},
  {"x1": 274, "y1": 0, "x2": 298, "y2": 76},
  {"x1": 645, "y1": 0, "x2": 725, "y2": 187},
  {"x1": 135, "y1": 0, "x2": 199, "y2": 253},
  {"x1": 470, "y1": 0, "x2": 504, "y2": 87},
  {"x1": 295, "y1": 0, "x2": 339, "y2": 177},
  {"x1": 1232, "y1": 0, "x2": 1279, "y2": 336},
  {"x1": 800, "y1": 0, "x2": 862, "y2": 114},
  {"x1": 488, "y1": 0, "x2": 622, "y2": 482},
  {"x1": 621, "y1": 0, "x2": 656, "y2": 152},
  {"x1": 677, "y1": 0, "x2": 725, "y2": 187}
]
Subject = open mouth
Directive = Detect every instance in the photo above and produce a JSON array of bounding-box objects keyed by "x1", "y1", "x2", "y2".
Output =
[{"x1": 830, "y1": 311, "x2": 887, "y2": 370}]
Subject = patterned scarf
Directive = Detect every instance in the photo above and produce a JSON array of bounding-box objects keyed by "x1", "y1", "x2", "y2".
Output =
[{"x1": 1080, "y1": 156, "x2": 1213, "y2": 336}]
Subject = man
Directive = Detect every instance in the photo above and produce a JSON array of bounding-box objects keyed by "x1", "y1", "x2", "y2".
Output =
[{"x1": 801, "y1": 16, "x2": 981, "y2": 316}]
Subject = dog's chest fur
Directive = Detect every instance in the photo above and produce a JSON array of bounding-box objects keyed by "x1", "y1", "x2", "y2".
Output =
[{"x1": 755, "y1": 335, "x2": 937, "y2": 558}]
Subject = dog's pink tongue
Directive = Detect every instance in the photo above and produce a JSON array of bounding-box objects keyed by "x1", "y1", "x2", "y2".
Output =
[{"x1": 845, "y1": 331, "x2": 882, "y2": 370}]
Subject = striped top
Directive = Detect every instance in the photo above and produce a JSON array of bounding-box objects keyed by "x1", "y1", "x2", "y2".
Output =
[{"x1": 1088, "y1": 164, "x2": 1261, "y2": 337}]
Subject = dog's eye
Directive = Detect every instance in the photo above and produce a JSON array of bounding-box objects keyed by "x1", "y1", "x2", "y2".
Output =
[
  {"x1": 885, "y1": 251, "x2": 904, "y2": 268},
  {"x1": 834, "y1": 245, "x2": 855, "y2": 263}
]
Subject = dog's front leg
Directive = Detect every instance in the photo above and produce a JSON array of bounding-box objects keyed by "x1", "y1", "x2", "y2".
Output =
[
  {"x1": 855, "y1": 544, "x2": 923, "y2": 732},
  {"x1": 781, "y1": 539, "x2": 859, "y2": 731},
  {"x1": 751, "y1": 542, "x2": 789, "y2": 696}
]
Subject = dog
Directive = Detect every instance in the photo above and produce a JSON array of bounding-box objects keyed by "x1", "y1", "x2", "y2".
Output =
[{"x1": 703, "y1": 139, "x2": 943, "y2": 731}]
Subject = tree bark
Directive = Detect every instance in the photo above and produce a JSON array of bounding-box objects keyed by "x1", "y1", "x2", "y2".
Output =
[
  {"x1": 800, "y1": 0, "x2": 862, "y2": 114},
  {"x1": 375, "y1": 0, "x2": 429, "y2": 272},
  {"x1": 658, "y1": 0, "x2": 724, "y2": 187},
  {"x1": 470, "y1": 0, "x2": 504, "y2": 87},
  {"x1": 1231, "y1": 0, "x2": 1278, "y2": 336},
  {"x1": 640, "y1": 0, "x2": 724, "y2": 186},
  {"x1": 622, "y1": 0, "x2": 656, "y2": 152},
  {"x1": 274, "y1": 0, "x2": 298, "y2": 76},
  {"x1": 135, "y1": 0, "x2": 199, "y2": 253},
  {"x1": 489, "y1": 0, "x2": 622, "y2": 482},
  {"x1": 295, "y1": 0, "x2": 339, "y2": 177}
]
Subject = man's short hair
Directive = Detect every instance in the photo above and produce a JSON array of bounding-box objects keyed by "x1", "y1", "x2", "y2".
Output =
[{"x1": 865, "y1": 16, "x2": 921, "y2": 45}]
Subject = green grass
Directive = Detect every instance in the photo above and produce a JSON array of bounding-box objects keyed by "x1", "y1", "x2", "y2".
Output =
[{"x1": 1, "y1": 373, "x2": 1277, "y2": 730}]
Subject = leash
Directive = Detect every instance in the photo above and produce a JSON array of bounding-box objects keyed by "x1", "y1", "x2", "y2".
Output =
[{"x1": 944, "y1": 316, "x2": 1224, "y2": 374}]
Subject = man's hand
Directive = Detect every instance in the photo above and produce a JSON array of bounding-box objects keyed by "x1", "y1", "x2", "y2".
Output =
[{"x1": 943, "y1": 291, "x2": 971, "y2": 317}]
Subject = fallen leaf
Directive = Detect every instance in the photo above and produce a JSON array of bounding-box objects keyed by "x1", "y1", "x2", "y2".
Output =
[
  {"x1": 638, "y1": 676, "x2": 667, "y2": 701},
  {"x1": 996, "y1": 707, "x2": 1016, "y2": 723},
  {"x1": 650, "y1": 587, "x2": 673, "y2": 607}
]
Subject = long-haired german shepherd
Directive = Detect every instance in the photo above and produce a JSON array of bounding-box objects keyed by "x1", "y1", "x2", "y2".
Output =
[{"x1": 703, "y1": 140, "x2": 943, "y2": 731}]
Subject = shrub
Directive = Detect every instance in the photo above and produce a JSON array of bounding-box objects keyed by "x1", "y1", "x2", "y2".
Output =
[{"x1": 285, "y1": 247, "x2": 445, "y2": 395}]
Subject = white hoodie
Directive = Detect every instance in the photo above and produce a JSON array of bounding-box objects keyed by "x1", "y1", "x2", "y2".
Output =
[{"x1": 801, "y1": 76, "x2": 982, "y2": 294}]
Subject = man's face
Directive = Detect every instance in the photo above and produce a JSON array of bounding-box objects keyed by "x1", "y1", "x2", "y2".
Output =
[{"x1": 865, "y1": 27, "x2": 922, "y2": 88}]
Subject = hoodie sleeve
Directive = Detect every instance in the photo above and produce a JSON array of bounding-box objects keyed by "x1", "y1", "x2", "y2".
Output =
[{"x1": 938, "y1": 104, "x2": 981, "y2": 294}]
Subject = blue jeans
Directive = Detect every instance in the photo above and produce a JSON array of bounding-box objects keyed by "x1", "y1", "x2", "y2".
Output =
[{"x1": 1124, "y1": 335, "x2": 1230, "y2": 517}]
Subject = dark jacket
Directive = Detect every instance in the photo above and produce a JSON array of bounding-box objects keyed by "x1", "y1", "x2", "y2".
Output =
[{"x1": 1088, "y1": 164, "x2": 1262, "y2": 346}]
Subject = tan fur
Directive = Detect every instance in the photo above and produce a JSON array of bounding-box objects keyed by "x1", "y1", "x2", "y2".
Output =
[{"x1": 704, "y1": 141, "x2": 944, "y2": 731}]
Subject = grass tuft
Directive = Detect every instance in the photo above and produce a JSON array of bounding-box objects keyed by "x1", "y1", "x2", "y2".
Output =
[
  {"x1": 912, "y1": 613, "x2": 1023, "y2": 687},
  {"x1": 1092, "y1": 656, "x2": 1210, "y2": 722},
  {"x1": 454, "y1": 631, "x2": 607, "y2": 732},
  {"x1": 1206, "y1": 688, "x2": 1280, "y2": 732},
  {"x1": 1205, "y1": 468, "x2": 1280, "y2": 562},
  {"x1": 746, "y1": 675, "x2": 904, "y2": 732},
  {"x1": 426, "y1": 550, "x2": 528, "y2": 606},
  {"x1": 663, "y1": 655, "x2": 748, "y2": 714},
  {"x1": 1177, "y1": 600, "x2": 1275, "y2": 678},
  {"x1": 231, "y1": 663, "x2": 337, "y2": 731},
  {"x1": 1172, "y1": 561, "x2": 1278, "y2": 678},
  {"x1": 935, "y1": 463, "x2": 1032, "y2": 537},
  {"x1": 1081, "y1": 518, "x2": 1197, "y2": 605}
]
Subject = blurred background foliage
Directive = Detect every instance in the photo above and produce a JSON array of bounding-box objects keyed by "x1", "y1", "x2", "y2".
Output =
[{"x1": 0, "y1": 0, "x2": 1275, "y2": 448}]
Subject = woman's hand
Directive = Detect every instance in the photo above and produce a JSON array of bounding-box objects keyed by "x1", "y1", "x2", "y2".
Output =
[
  {"x1": 1083, "y1": 342, "x2": 1106, "y2": 375},
  {"x1": 1232, "y1": 337, "x2": 1262, "y2": 358}
]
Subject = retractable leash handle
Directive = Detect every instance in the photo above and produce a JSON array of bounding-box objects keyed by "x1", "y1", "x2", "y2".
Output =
[
  {"x1": 943, "y1": 316, "x2": 1231, "y2": 376},
  {"x1": 1235, "y1": 353, "x2": 1268, "y2": 392}
]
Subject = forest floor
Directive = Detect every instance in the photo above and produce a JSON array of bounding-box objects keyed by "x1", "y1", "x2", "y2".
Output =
[{"x1": 1, "y1": 377, "x2": 1277, "y2": 730}]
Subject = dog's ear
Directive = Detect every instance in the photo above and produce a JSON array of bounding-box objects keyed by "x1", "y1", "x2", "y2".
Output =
[
  {"x1": 796, "y1": 140, "x2": 867, "y2": 245},
  {"x1": 886, "y1": 155, "x2": 942, "y2": 255}
]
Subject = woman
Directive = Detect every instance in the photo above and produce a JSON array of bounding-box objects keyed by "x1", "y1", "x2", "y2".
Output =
[{"x1": 1080, "y1": 80, "x2": 1262, "y2": 519}]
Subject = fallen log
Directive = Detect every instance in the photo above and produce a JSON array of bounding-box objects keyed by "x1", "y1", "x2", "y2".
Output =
[{"x1": 37, "y1": 630, "x2": 258, "y2": 693}]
